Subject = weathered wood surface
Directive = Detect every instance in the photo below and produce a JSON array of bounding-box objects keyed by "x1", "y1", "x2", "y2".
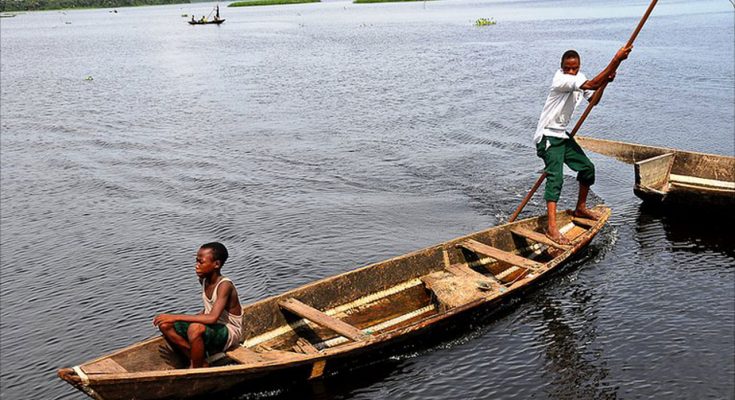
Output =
[
  {"x1": 81, "y1": 358, "x2": 128, "y2": 374},
  {"x1": 421, "y1": 272, "x2": 485, "y2": 309},
  {"x1": 278, "y1": 298, "x2": 366, "y2": 342},
  {"x1": 669, "y1": 174, "x2": 735, "y2": 190},
  {"x1": 577, "y1": 136, "x2": 735, "y2": 207},
  {"x1": 635, "y1": 152, "x2": 674, "y2": 190},
  {"x1": 57, "y1": 207, "x2": 612, "y2": 400},
  {"x1": 571, "y1": 217, "x2": 597, "y2": 228},
  {"x1": 457, "y1": 239, "x2": 544, "y2": 271},
  {"x1": 510, "y1": 226, "x2": 571, "y2": 250},
  {"x1": 293, "y1": 338, "x2": 320, "y2": 354},
  {"x1": 445, "y1": 263, "x2": 504, "y2": 290},
  {"x1": 577, "y1": 135, "x2": 735, "y2": 182},
  {"x1": 226, "y1": 346, "x2": 265, "y2": 364}
]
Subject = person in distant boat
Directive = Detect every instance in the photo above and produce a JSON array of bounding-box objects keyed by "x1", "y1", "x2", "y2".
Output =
[
  {"x1": 191, "y1": 15, "x2": 196, "y2": 23},
  {"x1": 215, "y1": 5, "x2": 220, "y2": 20},
  {"x1": 153, "y1": 242, "x2": 243, "y2": 368},
  {"x1": 200, "y1": 16, "x2": 206, "y2": 23},
  {"x1": 534, "y1": 45, "x2": 632, "y2": 245}
]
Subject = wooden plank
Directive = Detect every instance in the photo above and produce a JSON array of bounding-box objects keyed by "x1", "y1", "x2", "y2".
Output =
[
  {"x1": 445, "y1": 264, "x2": 504, "y2": 291},
  {"x1": 669, "y1": 174, "x2": 735, "y2": 190},
  {"x1": 457, "y1": 239, "x2": 543, "y2": 271},
  {"x1": 572, "y1": 217, "x2": 596, "y2": 228},
  {"x1": 293, "y1": 338, "x2": 320, "y2": 354},
  {"x1": 279, "y1": 298, "x2": 366, "y2": 342},
  {"x1": 510, "y1": 226, "x2": 571, "y2": 250},
  {"x1": 635, "y1": 152, "x2": 674, "y2": 189},
  {"x1": 81, "y1": 358, "x2": 128, "y2": 374},
  {"x1": 226, "y1": 346, "x2": 265, "y2": 364}
]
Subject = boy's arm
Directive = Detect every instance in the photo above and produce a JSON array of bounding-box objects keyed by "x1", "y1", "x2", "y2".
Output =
[
  {"x1": 581, "y1": 45, "x2": 633, "y2": 91},
  {"x1": 153, "y1": 282, "x2": 234, "y2": 327}
]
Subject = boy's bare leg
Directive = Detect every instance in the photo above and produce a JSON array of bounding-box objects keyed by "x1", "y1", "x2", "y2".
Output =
[
  {"x1": 574, "y1": 183, "x2": 600, "y2": 220},
  {"x1": 187, "y1": 323, "x2": 210, "y2": 368},
  {"x1": 159, "y1": 323, "x2": 191, "y2": 359},
  {"x1": 545, "y1": 201, "x2": 571, "y2": 245}
]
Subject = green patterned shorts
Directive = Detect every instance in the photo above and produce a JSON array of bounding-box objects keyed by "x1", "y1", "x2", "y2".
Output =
[{"x1": 173, "y1": 321, "x2": 229, "y2": 354}]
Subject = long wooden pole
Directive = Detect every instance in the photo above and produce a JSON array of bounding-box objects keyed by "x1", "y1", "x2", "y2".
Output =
[{"x1": 508, "y1": 0, "x2": 658, "y2": 223}]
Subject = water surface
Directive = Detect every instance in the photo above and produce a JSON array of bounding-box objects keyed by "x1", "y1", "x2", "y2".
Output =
[{"x1": 1, "y1": 0, "x2": 733, "y2": 398}]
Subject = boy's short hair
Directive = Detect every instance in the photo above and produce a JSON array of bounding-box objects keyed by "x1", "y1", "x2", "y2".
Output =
[
  {"x1": 201, "y1": 242, "x2": 229, "y2": 267},
  {"x1": 561, "y1": 50, "x2": 580, "y2": 67}
]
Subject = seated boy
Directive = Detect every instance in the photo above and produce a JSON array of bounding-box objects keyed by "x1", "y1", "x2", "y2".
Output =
[{"x1": 153, "y1": 242, "x2": 243, "y2": 368}]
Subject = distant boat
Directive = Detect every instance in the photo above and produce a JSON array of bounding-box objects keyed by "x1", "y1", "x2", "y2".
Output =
[
  {"x1": 188, "y1": 18, "x2": 225, "y2": 25},
  {"x1": 189, "y1": 4, "x2": 223, "y2": 25},
  {"x1": 576, "y1": 136, "x2": 735, "y2": 208}
]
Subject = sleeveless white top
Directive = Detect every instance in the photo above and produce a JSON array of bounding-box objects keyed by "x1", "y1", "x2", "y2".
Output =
[{"x1": 202, "y1": 277, "x2": 243, "y2": 351}]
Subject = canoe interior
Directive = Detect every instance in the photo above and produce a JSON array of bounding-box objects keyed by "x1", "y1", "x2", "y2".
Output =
[
  {"x1": 577, "y1": 135, "x2": 735, "y2": 182},
  {"x1": 63, "y1": 207, "x2": 608, "y2": 400},
  {"x1": 577, "y1": 136, "x2": 735, "y2": 205}
]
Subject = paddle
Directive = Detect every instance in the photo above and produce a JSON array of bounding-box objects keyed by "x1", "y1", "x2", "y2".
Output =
[{"x1": 508, "y1": 0, "x2": 659, "y2": 223}]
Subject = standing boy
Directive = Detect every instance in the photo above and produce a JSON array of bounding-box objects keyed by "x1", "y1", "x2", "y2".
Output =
[
  {"x1": 534, "y1": 46, "x2": 632, "y2": 244},
  {"x1": 153, "y1": 242, "x2": 243, "y2": 368}
]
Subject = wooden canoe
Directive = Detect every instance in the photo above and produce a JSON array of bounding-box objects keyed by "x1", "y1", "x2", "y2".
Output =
[
  {"x1": 58, "y1": 206, "x2": 610, "y2": 400},
  {"x1": 576, "y1": 136, "x2": 735, "y2": 208},
  {"x1": 188, "y1": 19, "x2": 225, "y2": 25}
]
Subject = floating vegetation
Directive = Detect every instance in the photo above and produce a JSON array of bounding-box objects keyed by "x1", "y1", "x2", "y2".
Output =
[
  {"x1": 181, "y1": 13, "x2": 188, "y2": 17},
  {"x1": 475, "y1": 17, "x2": 496, "y2": 26},
  {"x1": 84, "y1": 75, "x2": 93, "y2": 81},
  {"x1": 229, "y1": 0, "x2": 318, "y2": 7}
]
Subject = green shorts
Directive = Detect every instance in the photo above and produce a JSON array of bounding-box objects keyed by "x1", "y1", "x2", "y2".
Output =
[
  {"x1": 536, "y1": 136, "x2": 595, "y2": 202},
  {"x1": 174, "y1": 321, "x2": 229, "y2": 354}
]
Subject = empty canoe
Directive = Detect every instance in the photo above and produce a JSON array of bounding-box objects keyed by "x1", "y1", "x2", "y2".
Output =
[{"x1": 577, "y1": 136, "x2": 734, "y2": 208}]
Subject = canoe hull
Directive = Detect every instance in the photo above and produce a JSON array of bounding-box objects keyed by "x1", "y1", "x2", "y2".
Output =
[
  {"x1": 577, "y1": 136, "x2": 735, "y2": 209},
  {"x1": 188, "y1": 19, "x2": 225, "y2": 25},
  {"x1": 59, "y1": 207, "x2": 610, "y2": 400}
]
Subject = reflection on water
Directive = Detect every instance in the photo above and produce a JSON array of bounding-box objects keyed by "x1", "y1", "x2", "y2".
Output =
[
  {"x1": 538, "y1": 292, "x2": 615, "y2": 400},
  {"x1": 636, "y1": 203, "x2": 735, "y2": 258}
]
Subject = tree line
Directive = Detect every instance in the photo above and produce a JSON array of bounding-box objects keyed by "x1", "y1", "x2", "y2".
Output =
[{"x1": 1, "y1": 0, "x2": 187, "y2": 12}]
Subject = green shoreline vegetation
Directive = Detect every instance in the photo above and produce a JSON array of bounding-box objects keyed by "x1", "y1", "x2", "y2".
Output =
[
  {"x1": 229, "y1": 0, "x2": 317, "y2": 7},
  {"x1": 1, "y1": 0, "x2": 185, "y2": 12}
]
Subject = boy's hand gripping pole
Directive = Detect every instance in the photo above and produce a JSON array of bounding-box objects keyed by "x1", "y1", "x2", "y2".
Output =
[{"x1": 508, "y1": 0, "x2": 658, "y2": 223}]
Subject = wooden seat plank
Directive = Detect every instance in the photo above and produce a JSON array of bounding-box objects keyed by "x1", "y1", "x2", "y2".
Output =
[
  {"x1": 279, "y1": 298, "x2": 366, "y2": 342},
  {"x1": 457, "y1": 239, "x2": 543, "y2": 271},
  {"x1": 669, "y1": 174, "x2": 735, "y2": 190},
  {"x1": 510, "y1": 227, "x2": 571, "y2": 250},
  {"x1": 571, "y1": 217, "x2": 596, "y2": 228},
  {"x1": 293, "y1": 338, "x2": 320, "y2": 354}
]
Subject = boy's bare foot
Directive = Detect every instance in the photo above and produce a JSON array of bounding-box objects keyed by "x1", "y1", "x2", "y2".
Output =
[
  {"x1": 572, "y1": 207, "x2": 600, "y2": 221},
  {"x1": 545, "y1": 230, "x2": 572, "y2": 246}
]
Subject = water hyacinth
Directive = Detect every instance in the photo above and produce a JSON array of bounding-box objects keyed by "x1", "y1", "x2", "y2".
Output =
[{"x1": 475, "y1": 17, "x2": 496, "y2": 26}]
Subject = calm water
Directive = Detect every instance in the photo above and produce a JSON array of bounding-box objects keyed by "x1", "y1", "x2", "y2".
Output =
[{"x1": 1, "y1": 0, "x2": 733, "y2": 399}]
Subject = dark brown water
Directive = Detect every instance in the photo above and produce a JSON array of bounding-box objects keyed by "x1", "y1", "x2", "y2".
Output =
[{"x1": 1, "y1": 0, "x2": 733, "y2": 399}]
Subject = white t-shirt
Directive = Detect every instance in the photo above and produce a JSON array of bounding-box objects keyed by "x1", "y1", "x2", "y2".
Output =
[{"x1": 533, "y1": 69, "x2": 593, "y2": 144}]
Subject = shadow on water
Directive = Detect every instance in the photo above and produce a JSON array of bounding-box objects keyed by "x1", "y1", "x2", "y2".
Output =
[{"x1": 636, "y1": 202, "x2": 735, "y2": 258}]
